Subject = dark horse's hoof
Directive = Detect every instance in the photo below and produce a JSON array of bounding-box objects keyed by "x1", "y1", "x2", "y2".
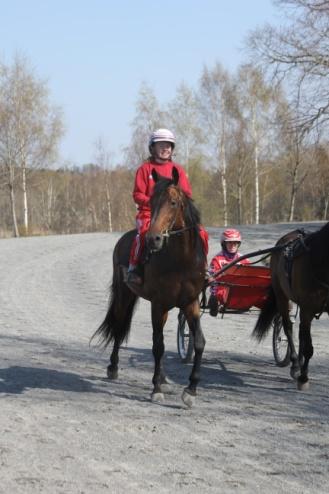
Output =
[
  {"x1": 107, "y1": 366, "x2": 118, "y2": 380},
  {"x1": 297, "y1": 376, "x2": 310, "y2": 391},
  {"x1": 181, "y1": 387, "x2": 196, "y2": 408}
]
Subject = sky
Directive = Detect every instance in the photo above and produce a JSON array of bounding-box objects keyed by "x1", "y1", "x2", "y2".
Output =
[{"x1": 1, "y1": 0, "x2": 281, "y2": 167}]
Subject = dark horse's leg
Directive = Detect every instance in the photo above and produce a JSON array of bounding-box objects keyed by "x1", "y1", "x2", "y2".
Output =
[
  {"x1": 181, "y1": 300, "x2": 205, "y2": 408},
  {"x1": 297, "y1": 311, "x2": 313, "y2": 390},
  {"x1": 150, "y1": 304, "x2": 168, "y2": 402},
  {"x1": 274, "y1": 286, "x2": 300, "y2": 380}
]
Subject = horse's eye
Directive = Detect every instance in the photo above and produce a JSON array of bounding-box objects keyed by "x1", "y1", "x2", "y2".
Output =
[{"x1": 171, "y1": 200, "x2": 177, "y2": 207}]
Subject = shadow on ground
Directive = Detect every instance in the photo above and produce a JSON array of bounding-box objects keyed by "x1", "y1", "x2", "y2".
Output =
[{"x1": 0, "y1": 366, "x2": 107, "y2": 395}]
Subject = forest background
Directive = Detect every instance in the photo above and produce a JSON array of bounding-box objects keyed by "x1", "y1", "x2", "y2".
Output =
[{"x1": 1, "y1": 0, "x2": 329, "y2": 237}]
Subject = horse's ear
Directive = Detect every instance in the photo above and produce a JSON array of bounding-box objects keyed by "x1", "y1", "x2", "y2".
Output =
[
  {"x1": 152, "y1": 169, "x2": 158, "y2": 182},
  {"x1": 172, "y1": 166, "x2": 179, "y2": 185}
]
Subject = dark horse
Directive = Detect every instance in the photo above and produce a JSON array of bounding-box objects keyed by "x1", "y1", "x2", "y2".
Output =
[
  {"x1": 93, "y1": 167, "x2": 206, "y2": 407},
  {"x1": 253, "y1": 222, "x2": 329, "y2": 390}
]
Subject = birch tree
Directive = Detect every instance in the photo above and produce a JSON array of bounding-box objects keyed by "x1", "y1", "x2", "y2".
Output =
[
  {"x1": 198, "y1": 63, "x2": 236, "y2": 226},
  {"x1": 236, "y1": 65, "x2": 274, "y2": 224},
  {"x1": 276, "y1": 95, "x2": 311, "y2": 221},
  {"x1": 94, "y1": 137, "x2": 114, "y2": 232},
  {"x1": 0, "y1": 55, "x2": 64, "y2": 236},
  {"x1": 168, "y1": 82, "x2": 204, "y2": 173}
]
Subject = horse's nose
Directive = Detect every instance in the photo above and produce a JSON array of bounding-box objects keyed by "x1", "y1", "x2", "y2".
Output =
[{"x1": 147, "y1": 233, "x2": 164, "y2": 252}]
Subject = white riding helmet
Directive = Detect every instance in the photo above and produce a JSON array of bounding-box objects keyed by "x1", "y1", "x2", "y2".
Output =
[
  {"x1": 221, "y1": 228, "x2": 242, "y2": 243},
  {"x1": 149, "y1": 128, "x2": 176, "y2": 149}
]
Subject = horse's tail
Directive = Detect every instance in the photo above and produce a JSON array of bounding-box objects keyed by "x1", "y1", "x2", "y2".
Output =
[
  {"x1": 252, "y1": 286, "x2": 278, "y2": 342},
  {"x1": 92, "y1": 262, "x2": 138, "y2": 348}
]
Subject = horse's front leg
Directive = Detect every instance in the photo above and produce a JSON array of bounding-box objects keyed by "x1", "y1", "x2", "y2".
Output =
[
  {"x1": 297, "y1": 314, "x2": 313, "y2": 391},
  {"x1": 181, "y1": 300, "x2": 205, "y2": 408},
  {"x1": 150, "y1": 304, "x2": 168, "y2": 403}
]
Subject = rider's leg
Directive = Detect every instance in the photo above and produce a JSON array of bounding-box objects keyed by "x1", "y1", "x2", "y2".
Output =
[
  {"x1": 127, "y1": 213, "x2": 150, "y2": 284},
  {"x1": 199, "y1": 226, "x2": 210, "y2": 280}
]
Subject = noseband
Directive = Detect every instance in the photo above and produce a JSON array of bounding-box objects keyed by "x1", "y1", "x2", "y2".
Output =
[{"x1": 161, "y1": 225, "x2": 193, "y2": 238}]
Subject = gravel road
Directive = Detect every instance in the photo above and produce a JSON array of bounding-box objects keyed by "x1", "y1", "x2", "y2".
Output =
[{"x1": 0, "y1": 223, "x2": 328, "y2": 493}]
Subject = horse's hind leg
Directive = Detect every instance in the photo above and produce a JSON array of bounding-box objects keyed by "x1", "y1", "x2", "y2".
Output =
[
  {"x1": 108, "y1": 341, "x2": 120, "y2": 379},
  {"x1": 281, "y1": 310, "x2": 300, "y2": 380},
  {"x1": 106, "y1": 288, "x2": 137, "y2": 380},
  {"x1": 297, "y1": 313, "x2": 313, "y2": 391},
  {"x1": 181, "y1": 300, "x2": 205, "y2": 408},
  {"x1": 275, "y1": 290, "x2": 300, "y2": 379}
]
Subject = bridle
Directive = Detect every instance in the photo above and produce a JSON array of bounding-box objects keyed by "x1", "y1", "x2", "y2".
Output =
[
  {"x1": 157, "y1": 186, "x2": 193, "y2": 238},
  {"x1": 149, "y1": 185, "x2": 195, "y2": 251}
]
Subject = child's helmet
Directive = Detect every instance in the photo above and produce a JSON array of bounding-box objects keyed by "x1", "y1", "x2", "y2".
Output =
[{"x1": 149, "y1": 128, "x2": 176, "y2": 152}]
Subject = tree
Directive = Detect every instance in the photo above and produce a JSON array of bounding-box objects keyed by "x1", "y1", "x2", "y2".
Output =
[
  {"x1": 198, "y1": 63, "x2": 236, "y2": 226},
  {"x1": 226, "y1": 121, "x2": 253, "y2": 225},
  {"x1": 248, "y1": 0, "x2": 329, "y2": 134},
  {"x1": 313, "y1": 143, "x2": 329, "y2": 219},
  {"x1": 93, "y1": 137, "x2": 114, "y2": 232},
  {"x1": 168, "y1": 83, "x2": 204, "y2": 173},
  {"x1": 0, "y1": 55, "x2": 64, "y2": 236},
  {"x1": 124, "y1": 82, "x2": 167, "y2": 168},
  {"x1": 275, "y1": 94, "x2": 312, "y2": 221},
  {"x1": 235, "y1": 65, "x2": 276, "y2": 224}
]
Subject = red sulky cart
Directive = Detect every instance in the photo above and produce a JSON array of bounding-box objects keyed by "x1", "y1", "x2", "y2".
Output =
[{"x1": 177, "y1": 263, "x2": 295, "y2": 366}]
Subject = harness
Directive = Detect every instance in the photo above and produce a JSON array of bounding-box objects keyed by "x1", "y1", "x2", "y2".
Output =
[
  {"x1": 283, "y1": 229, "x2": 329, "y2": 319},
  {"x1": 283, "y1": 229, "x2": 310, "y2": 284}
]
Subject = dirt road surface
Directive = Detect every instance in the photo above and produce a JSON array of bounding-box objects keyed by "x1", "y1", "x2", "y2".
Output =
[{"x1": 0, "y1": 223, "x2": 328, "y2": 493}]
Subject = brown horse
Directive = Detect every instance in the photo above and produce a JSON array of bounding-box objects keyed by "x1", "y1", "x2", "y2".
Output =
[
  {"x1": 93, "y1": 167, "x2": 206, "y2": 407},
  {"x1": 253, "y1": 223, "x2": 329, "y2": 390}
]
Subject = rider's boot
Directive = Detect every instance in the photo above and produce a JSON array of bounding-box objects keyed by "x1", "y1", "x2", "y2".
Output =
[
  {"x1": 208, "y1": 294, "x2": 219, "y2": 317},
  {"x1": 127, "y1": 263, "x2": 143, "y2": 285}
]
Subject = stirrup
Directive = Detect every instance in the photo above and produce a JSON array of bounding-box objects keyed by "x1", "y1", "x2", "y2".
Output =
[{"x1": 126, "y1": 265, "x2": 143, "y2": 285}]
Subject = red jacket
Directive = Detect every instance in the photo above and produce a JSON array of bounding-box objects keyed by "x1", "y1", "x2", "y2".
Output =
[
  {"x1": 133, "y1": 160, "x2": 192, "y2": 212},
  {"x1": 210, "y1": 251, "x2": 250, "y2": 274},
  {"x1": 210, "y1": 250, "x2": 250, "y2": 303}
]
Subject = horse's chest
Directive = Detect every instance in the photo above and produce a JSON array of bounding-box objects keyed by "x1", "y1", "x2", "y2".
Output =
[{"x1": 145, "y1": 274, "x2": 201, "y2": 306}]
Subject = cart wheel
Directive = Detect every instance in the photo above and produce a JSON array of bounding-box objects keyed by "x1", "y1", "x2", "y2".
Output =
[
  {"x1": 177, "y1": 310, "x2": 194, "y2": 363},
  {"x1": 272, "y1": 315, "x2": 291, "y2": 367}
]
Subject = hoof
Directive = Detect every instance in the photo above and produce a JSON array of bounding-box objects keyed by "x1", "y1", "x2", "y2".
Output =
[
  {"x1": 297, "y1": 379, "x2": 310, "y2": 391},
  {"x1": 151, "y1": 392, "x2": 165, "y2": 403},
  {"x1": 181, "y1": 389, "x2": 196, "y2": 408},
  {"x1": 160, "y1": 383, "x2": 171, "y2": 393},
  {"x1": 107, "y1": 366, "x2": 118, "y2": 380},
  {"x1": 290, "y1": 366, "x2": 300, "y2": 380}
]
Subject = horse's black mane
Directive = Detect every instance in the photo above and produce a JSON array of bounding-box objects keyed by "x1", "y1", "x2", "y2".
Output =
[{"x1": 151, "y1": 175, "x2": 201, "y2": 227}]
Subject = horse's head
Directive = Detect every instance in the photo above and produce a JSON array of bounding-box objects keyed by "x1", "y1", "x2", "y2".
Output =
[{"x1": 146, "y1": 167, "x2": 187, "y2": 252}]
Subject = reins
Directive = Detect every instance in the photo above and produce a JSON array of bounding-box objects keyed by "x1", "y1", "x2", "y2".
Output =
[{"x1": 205, "y1": 241, "x2": 298, "y2": 288}]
